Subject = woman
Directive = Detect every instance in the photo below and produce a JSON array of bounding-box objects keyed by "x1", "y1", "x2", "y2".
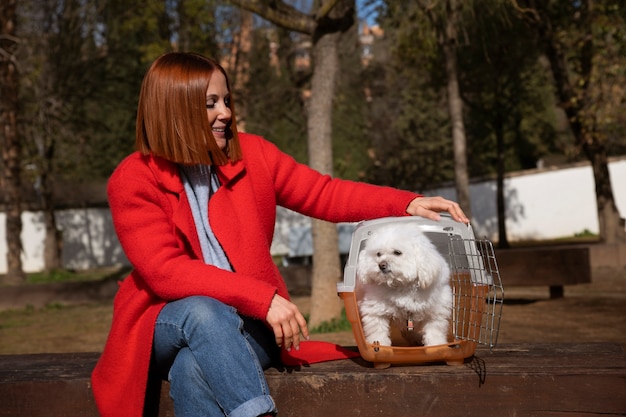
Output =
[{"x1": 91, "y1": 52, "x2": 468, "y2": 417}]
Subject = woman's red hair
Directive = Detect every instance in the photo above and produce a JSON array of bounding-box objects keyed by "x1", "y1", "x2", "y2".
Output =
[{"x1": 135, "y1": 52, "x2": 242, "y2": 165}]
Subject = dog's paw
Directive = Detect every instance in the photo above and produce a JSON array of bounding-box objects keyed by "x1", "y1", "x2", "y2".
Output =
[
  {"x1": 362, "y1": 324, "x2": 392, "y2": 346},
  {"x1": 364, "y1": 332, "x2": 392, "y2": 347},
  {"x1": 422, "y1": 327, "x2": 450, "y2": 346}
]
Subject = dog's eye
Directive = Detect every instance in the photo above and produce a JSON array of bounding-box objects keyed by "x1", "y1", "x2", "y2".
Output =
[
  {"x1": 393, "y1": 250, "x2": 402, "y2": 256},
  {"x1": 376, "y1": 252, "x2": 382, "y2": 257}
]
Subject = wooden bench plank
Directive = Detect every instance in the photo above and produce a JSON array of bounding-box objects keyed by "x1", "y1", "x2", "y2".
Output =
[
  {"x1": 0, "y1": 352, "x2": 100, "y2": 416},
  {"x1": 268, "y1": 343, "x2": 626, "y2": 417},
  {"x1": 494, "y1": 246, "x2": 592, "y2": 298},
  {"x1": 0, "y1": 344, "x2": 624, "y2": 417},
  {"x1": 494, "y1": 246, "x2": 592, "y2": 286}
]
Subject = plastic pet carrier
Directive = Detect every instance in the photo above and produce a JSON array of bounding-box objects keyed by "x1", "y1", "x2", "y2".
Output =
[{"x1": 337, "y1": 215, "x2": 504, "y2": 368}]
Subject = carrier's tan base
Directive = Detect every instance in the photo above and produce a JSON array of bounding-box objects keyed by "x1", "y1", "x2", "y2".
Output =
[{"x1": 341, "y1": 274, "x2": 487, "y2": 367}]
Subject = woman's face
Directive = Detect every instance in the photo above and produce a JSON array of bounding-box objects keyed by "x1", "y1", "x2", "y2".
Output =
[{"x1": 205, "y1": 70, "x2": 232, "y2": 150}]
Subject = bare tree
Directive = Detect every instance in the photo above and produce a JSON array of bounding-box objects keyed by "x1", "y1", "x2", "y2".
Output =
[
  {"x1": 0, "y1": 0, "x2": 25, "y2": 284},
  {"x1": 229, "y1": 0, "x2": 355, "y2": 328},
  {"x1": 20, "y1": 0, "x2": 94, "y2": 273},
  {"x1": 419, "y1": 0, "x2": 473, "y2": 219},
  {"x1": 513, "y1": 0, "x2": 626, "y2": 244},
  {"x1": 442, "y1": 0, "x2": 472, "y2": 220}
]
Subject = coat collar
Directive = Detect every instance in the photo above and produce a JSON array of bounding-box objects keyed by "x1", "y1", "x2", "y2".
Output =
[
  {"x1": 141, "y1": 152, "x2": 245, "y2": 262},
  {"x1": 145, "y1": 153, "x2": 246, "y2": 193},
  {"x1": 215, "y1": 159, "x2": 246, "y2": 187}
]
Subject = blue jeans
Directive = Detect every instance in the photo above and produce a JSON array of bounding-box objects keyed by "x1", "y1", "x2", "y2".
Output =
[{"x1": 153, "y1": 296, "x2": 279, "y2": 417}]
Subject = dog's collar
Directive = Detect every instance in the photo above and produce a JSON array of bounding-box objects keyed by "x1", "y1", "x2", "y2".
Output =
[{"x1": 407, "y1": 316, "x2": 414, "y2": 331}]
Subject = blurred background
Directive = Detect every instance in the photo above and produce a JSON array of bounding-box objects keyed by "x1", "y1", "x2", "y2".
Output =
[{"x1": 0, "y1": 0, "x2": 625, "y2": 334}]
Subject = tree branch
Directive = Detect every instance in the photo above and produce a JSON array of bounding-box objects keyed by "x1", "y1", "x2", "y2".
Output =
[
  {"x1": 314, "y1": 0, "x2": 342, "y2": 20},
  {"x1": 228, "y1": 0, "x2": 316, "y2": 35},
  {"x1": 510, "y1": 0, "x2": 541, "y2": 24}
]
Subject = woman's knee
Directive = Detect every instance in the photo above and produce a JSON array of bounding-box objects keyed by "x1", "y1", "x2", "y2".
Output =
[{"x1": 176, "y1": 296, "x2": 241, "y2": 334}]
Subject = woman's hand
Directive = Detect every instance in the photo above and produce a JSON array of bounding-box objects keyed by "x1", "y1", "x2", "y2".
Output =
[
  {"x1": 406, "y1": 196, "x2": 469, "y2": 224},
  {"x1": 266, "y1": 294, "x2": 309, "y2": 351}
]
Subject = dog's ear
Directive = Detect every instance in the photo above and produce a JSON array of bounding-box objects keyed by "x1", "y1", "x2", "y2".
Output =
[
  {"x1": 412, "y1": 236, "x2": 444, "y2": 289},
  {"x1": 356, "y1": 250, "x2": 373, "y2": 284}
]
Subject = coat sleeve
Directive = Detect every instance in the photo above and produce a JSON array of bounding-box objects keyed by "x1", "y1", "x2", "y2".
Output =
[
  {"x1": 253, "y1": 136, "x2": 421, "y2": 222},
  {"x1": 107, "y1": 156, "x2": 277, "y2": 319}
]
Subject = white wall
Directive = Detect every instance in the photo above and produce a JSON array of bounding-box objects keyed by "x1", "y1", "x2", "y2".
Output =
[
  {"x1": 1, "y1": 157, "x2": 625, "y2": 273},
  {"x1": 0, "y1": 208, "x2": 128, "y2": 273},
  {"x1": 424, "y1": 157, "x2": 626, "y2": 242}
]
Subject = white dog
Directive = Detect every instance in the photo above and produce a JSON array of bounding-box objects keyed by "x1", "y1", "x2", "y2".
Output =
[{"x1": 356, "y1": 222, "x2": 453, "y2": 347}]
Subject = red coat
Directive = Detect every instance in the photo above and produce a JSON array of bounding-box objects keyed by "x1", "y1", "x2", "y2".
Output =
[{"x1": 91, "y1": 133, "x2": 419, "y2": 417}]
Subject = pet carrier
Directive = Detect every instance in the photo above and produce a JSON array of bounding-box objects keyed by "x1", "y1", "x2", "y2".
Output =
[{"x1": 337, "y1": 215, "x2": 504, "y2": 368}]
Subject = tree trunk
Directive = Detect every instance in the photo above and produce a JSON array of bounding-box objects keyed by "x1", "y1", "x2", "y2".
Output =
[
  {"x1": 0, "y1": 0, "x2": 25, "y2": 285},
  {"x1": 44, "y1": 211, "x2": 63, "y2": 272},
  {"x1": 516, "y1": 0, "x2": 626, "y2": 243},
  {"x1": 307, "y1": 22, "x2": 344, "y2": 330},
  {"x1": 495, "y1": 115, "x2": 509, "y2": 248},
  {"x1": 40, "y1": 169, "x2": 62, "y2": 272},
  {"x1": 228, "y1": 0, "x2": 355, "y2": 327},
  {"x1": 585, "y1": 144, "x2": 624, "y2": 244},
  {"x1": 443, "y1": 0, "x2": 472, "y2": 220}
]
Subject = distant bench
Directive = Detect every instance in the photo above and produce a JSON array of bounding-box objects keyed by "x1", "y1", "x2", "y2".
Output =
[
  {"x1": 279, "y1": 245, "x2": 594, "y2": 300},
  {"x1": 494, "y1": 245, "x2": 592, "y2": 298},
  {"x1": 1, "y1": 343, "x2": 624, "y2": 417}
]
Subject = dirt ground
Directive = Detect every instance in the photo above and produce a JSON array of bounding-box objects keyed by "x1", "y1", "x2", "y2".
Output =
[
  {"x1": 0, "y1": 266, "x2": 625, "y2": 355},
  {"x1": 295, "y1": 265, "x2": 626, "y2": 348}
]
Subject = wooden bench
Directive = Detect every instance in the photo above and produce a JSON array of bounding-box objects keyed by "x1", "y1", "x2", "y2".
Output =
[
  {"x1": 1, "y1": 343, "x2": 624, "y2": 416},
  {"x1": 494, "y1": 245, "x2": 592, "y2": 298}
]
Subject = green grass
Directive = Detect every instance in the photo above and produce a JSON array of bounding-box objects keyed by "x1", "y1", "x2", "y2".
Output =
[
  {"x1": 0, "y1": 303, "x2": 66, "y2": 329},
  {"x1": 0, "y1": 305, "x2": 35, "y2": 330},
  {"x1": 0, "y1": 302, "x2": 114, "y2": 354},
  {"x1": 28, "y1": 267, "x2": 125, "y2": 284},
  {"x1": 0, "y1": 266, "x2": 130, "y2": 286},
  {"x1": 309, "y1": 309, "x2": 353, "y2": 334},
  {"x1": 573, "y1": 229, "x2": 597, "y2": 238}
]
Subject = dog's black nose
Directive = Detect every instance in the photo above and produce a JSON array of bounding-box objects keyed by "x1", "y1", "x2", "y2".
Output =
[{"x1": 378, "y1": 261, "x2": 389, "y2": 273}]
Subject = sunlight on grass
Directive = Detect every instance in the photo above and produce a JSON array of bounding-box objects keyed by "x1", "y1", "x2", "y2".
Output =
[
  {"x1": 0, "y1": 302, "x2": 113, "y2": 354},
  {"x1": 309, "y1": 310, "x2": 353, "y2": 334},
  {"x1": 25, "y1": 268, "x2": 124, "y2": 284}
]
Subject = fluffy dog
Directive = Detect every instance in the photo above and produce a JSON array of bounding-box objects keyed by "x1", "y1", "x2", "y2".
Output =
[{"x1": 356, "y1": 222, "x2": 452, "y2": 347}]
